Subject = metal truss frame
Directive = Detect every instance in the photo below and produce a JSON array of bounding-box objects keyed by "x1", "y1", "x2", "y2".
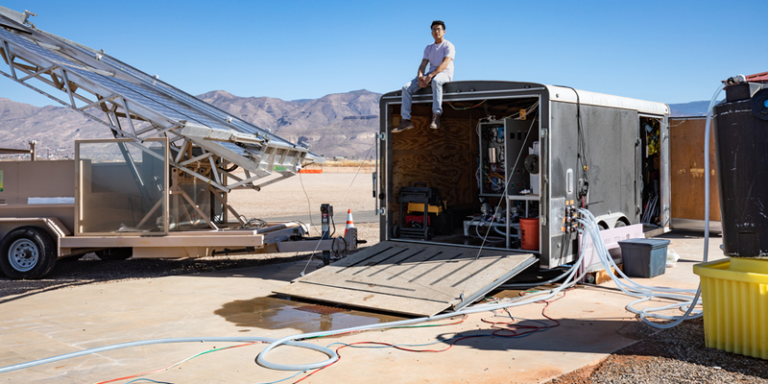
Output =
[{"x1": 0, "y1": 13, "x2": 316, "y2": 193}]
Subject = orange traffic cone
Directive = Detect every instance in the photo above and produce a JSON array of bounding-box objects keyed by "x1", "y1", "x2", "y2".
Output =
[{"x1": 344, "y1": 209, "x2": 355, "y2": 236}]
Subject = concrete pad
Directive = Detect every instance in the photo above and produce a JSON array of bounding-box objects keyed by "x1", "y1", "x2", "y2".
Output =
[{"x1": 0, "y1": 234, "x2": 721, "y2": 383}]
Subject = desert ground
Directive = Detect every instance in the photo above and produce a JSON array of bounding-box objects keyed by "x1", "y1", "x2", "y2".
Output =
[{"x1": 0, "y1": 169, "x2": 765, "y2": 383}]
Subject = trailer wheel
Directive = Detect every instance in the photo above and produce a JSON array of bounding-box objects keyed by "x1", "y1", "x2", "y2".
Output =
[
  {"x1": 96, "y1": 248, "x2": 133, "y2": 261},
  {"x1": 0, "y1": 227, "x2": 57, "y2": 279}
]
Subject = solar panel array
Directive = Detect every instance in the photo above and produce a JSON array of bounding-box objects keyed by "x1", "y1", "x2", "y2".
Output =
[{"x1": 0, "y1": 13, "x2": 320, "y2": 163}]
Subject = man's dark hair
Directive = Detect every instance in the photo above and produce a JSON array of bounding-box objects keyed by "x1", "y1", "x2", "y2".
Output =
[{"x1": 431, "y1": 20, "x2": 445, "y2": 30}]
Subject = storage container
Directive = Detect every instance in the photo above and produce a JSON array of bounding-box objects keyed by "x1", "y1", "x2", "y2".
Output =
[
  {"x1": 693, "y1": 257, "x2": 768, "y2": 360},
  {"x1": 618, "y1": 238, "x2": 670, "y2": 278}
]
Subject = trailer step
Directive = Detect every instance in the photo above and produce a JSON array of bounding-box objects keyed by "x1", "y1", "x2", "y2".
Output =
[{"x1": 275, "y1": 241, "x2": 537, "y2": 317}]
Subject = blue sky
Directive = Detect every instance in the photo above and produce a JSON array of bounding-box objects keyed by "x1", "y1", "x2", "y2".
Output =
[{"x1": 1, "y1": 0, "x2": 765, "y2": 107}]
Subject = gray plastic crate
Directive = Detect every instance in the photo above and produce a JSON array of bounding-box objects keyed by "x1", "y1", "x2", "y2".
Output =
[{"x1": 618, "y1": 238, "x2": 670, "y2": 278}]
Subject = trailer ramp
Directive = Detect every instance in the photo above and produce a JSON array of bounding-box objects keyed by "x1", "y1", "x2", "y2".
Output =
[{"x1": 275, "y1": 241, "x2": 537, "y2": 317}]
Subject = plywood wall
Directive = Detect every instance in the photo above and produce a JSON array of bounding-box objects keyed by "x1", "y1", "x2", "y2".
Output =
[
  {"x1": 669, "y1": 118, "x2": 721, "y2": 221},
  {"x1": 391, "y1": 112, "x2": 479, "y2": 222}
]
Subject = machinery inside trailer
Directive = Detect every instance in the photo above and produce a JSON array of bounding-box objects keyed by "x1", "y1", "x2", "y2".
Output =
[
  {"x1": 381, "y1": 90, "x2": 668, "y2": 265},
  {"x1": 388, "y1": 97, "x2": 542, "y2": 252}
]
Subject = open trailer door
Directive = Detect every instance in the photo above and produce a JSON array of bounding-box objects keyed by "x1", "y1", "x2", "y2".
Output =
[{"x1": 275, "y1": 241, "x2": 537, "y2": 317}]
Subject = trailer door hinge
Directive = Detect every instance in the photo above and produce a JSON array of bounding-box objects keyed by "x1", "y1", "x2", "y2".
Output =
[
  {"x1": 376, "y1": 208, "x2": 385, "y2": 215},
  {"x1": 377, "y1": 133, "x2": 387, "y2": 140}
]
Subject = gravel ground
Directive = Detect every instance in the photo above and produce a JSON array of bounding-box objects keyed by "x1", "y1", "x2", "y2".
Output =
[{"x1": 547, "y1": 317, "x2": 768, "y2": 384}]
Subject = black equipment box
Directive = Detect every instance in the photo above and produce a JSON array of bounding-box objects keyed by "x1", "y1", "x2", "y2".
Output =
[{"x1": 394, "y1": 183, "x2": 452, "y2": 240}]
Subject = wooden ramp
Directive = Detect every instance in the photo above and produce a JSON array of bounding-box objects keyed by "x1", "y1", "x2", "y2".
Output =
[{"x1": 275, "y1": 241, "x2": 538, "y2": 317}]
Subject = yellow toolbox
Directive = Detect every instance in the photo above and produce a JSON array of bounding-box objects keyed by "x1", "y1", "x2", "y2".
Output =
[
  {"x1": 693, "y1": 257, "x2": 768, "y2": 360},
  {"x1": 407, "y1": 202, "x2": 446, "y2": 214}
]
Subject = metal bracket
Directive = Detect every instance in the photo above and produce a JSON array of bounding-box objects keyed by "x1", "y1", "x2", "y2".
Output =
[{"x1": 376, "y1": 133, "x2": 387, "y2": 141}]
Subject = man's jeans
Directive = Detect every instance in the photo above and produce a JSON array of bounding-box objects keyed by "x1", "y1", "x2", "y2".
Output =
[{"x1": 401, "y1": 72, "x2": 451, "y2": 120}]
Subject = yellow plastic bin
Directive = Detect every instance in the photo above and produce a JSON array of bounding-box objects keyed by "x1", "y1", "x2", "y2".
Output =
[{"x1": 693, "y1": 257, "x2": 768, "y2": 360}]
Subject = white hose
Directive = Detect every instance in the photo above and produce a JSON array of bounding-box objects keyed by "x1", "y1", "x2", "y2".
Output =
[
  {"x1": 258, "y1": 246, "x2": 587, "y2": 370},
  {"x1": 0, "y1": 337, "x2": 337, "y2": 374},
  {"x1": 577, "y1": 209, "x2": 703, "y2": 325},
  {"x1": 0, "y1": 85, "x2": 727, "y2": 374},
  {"x1": 0, "y1": 242, "x2": 588, "y2": 375},
  {"x1": 574, "y1": 82, "x2": 724, "y2": 329}
]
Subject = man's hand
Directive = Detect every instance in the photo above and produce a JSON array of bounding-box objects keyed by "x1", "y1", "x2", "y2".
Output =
[{"x1": 418, "y1": 74, "x2": 431, "y2": 88}]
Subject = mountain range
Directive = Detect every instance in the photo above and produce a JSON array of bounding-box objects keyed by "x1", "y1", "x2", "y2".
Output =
[{"x1": 0, "y1": 90, "x2": 707, "y2": 160}]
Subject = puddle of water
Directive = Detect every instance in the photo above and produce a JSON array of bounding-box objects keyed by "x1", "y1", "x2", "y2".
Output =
[{"x1": 215, "y1": 296, "x2": 404, "y2": 333}]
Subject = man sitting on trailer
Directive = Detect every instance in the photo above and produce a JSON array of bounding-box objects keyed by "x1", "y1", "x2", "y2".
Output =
[{"x1": 393, "y1": 20, "x2": 455, "y2": 133}]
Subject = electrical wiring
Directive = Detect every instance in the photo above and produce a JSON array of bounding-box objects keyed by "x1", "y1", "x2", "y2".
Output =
[
  {"x1": 257, "y1": 247, "x2": 588, "y2": 372},
  {"x1": 97, "y1": 342, "x2": 262, "y2": 384},
  {"x1": 298, "y1": 140, "x2": 375, "y2": 275},
  {"x1": 481, "y1": 295, "x2": 564, "y2": 338},
  {"x1": 471, "y1": 109, "x2": 539, "y2": 261},
  {"x1": 294, "y1": 335, "x2": 494, "y2": 383},
  {"x1": 569, "y1": 82, "x2": 724, "y2": 330},
  {"x1": 447, "y1": 100, "x2": 487, "y2": 111},
  {"x1": 473, "y1": 221, "x2": 505, "y2": 243},
  {"x1": 556, "y1": 86, "x2": 589, "y2": 206},
  {"x1": 298, "y1": 172, "x2": 315, "y2": 234},
  {"x1": 295, "y1": 293, "x2": 562, "y2": 383},
  {"x1": 1, "y1": 214, "x2": 589, "y2": 377},
  {"x1": 124, "y1": 379, "x2": 174, "y2": 384},
  {"x1": 0, "y1": 337, "x2": 338, "y2": 375}
]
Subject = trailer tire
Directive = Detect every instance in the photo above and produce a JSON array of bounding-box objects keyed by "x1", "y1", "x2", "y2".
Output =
[
  {"x1": 0, "y1": 227, "x2": 57, "y2": 279},
  {"x1": 96, "y1": 248, "x2": 133, "y2": 261}
]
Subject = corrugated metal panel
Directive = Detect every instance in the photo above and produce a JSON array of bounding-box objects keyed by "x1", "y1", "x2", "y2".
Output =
[
  {"x1": 745, "y1": 71, "x2": 768, "y2": 83},
  {"x1": 275, "y1": 241, "x2": 537, "y2": 317},
  {"x1": 545, "y1": 85, "x2": 670, "y2": 115}
]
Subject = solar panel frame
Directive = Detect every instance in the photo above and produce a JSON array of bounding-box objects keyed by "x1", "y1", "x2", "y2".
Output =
[{"x1": 0, "y1": 17, "x2": 321, "y2": 161}]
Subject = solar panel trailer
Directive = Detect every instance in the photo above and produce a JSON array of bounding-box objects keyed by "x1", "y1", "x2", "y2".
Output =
[
  {"x1": 0, "y1": 6, "x2": 322, "y2": 189},
  {"x1": 0, "y1": 7, "x2": 358, "y2": 279}
]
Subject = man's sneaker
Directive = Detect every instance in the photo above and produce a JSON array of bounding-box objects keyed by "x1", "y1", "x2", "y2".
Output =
[
  {"x1": 393, "y1": 119, "x2": 414, "y2": 133},
  {"x1": 429, "y1": 114, "x2": 440, "y2": 130}
]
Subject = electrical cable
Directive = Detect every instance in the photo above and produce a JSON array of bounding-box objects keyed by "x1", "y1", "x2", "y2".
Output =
[
  {"x1": 472, "y1": 109, "x2": 539, "y2": 262},
  {"x1": 1, "y1": 216, "x2": 589, "y2": 376},
  {"x1": 257, "y1": 247, "x2": 587, "y2": 372},
  {"x1": 447, "y1": 100, "x2": 487, "y2": 111},
  {"x1": 219, "y1": 163, "x2": 238, "y2": 172},
  {"x1": 294, "y1": 289, "x2": 565, "y2": 383},
  {"x1": 2, "y1": 88, "x2": 724, "y2": 377},
  {"x1": 472, "y1": 221, "x2": 504, "y2": 243},
  {"x1": 97, "y1": 342, "x2": 262, "y2": 384},
  {"x1": 556, "y1": 86, "x2": 589, "y2": 206},
  {"x1": 298, "y1": 140, "x2": 376, "y2": 276},
  {"x1": 0, "y1": 337, "x2": 337, "y2": 375},
  {"x1": 124, "y1": 379, "x2": 174, "y2": 384}
]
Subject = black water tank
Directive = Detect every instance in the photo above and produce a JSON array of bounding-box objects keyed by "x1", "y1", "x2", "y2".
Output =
[{"x1": 714, "y1": 82, "x2": 768, "y2": 257}]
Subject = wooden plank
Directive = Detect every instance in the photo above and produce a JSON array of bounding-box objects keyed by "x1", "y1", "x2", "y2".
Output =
[
  {"x1": 669, "y1": 118, "x2": 720, "y2": 221},
  {"x1": 586, "y1": 264, "x2": 623, "y2": 285},
  {"x1": 276, "y1": 242, "x2": 537, "y2": 316}
]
